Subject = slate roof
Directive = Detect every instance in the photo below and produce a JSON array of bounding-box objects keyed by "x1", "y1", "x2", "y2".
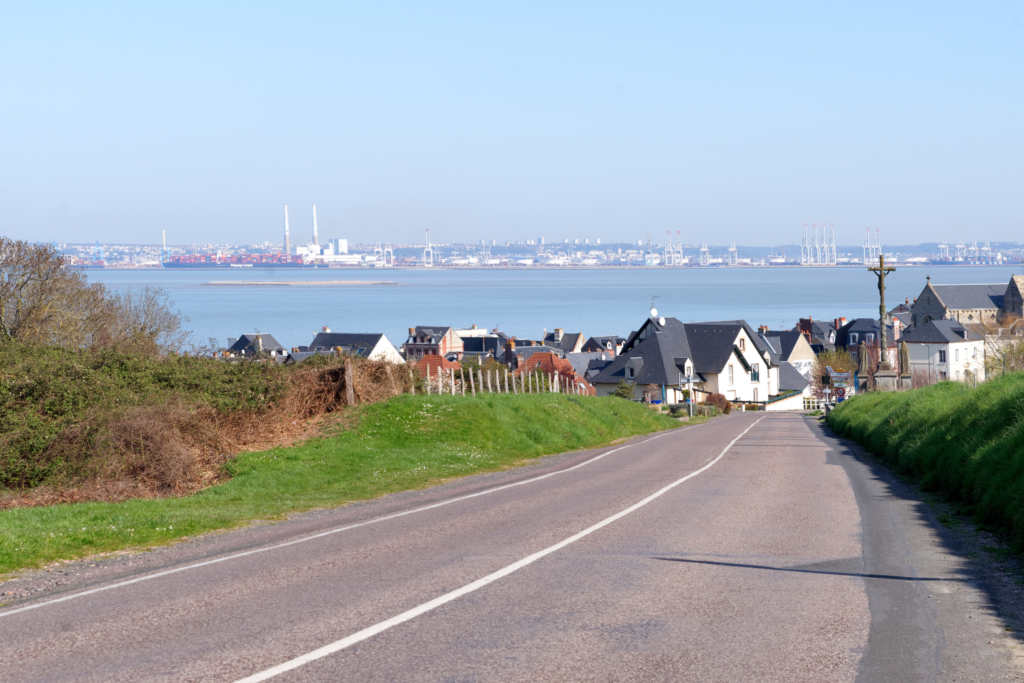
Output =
[
  {"x1": 407, "y1": 326, "x2": 453, "y2": 344},
  {"x1": 461, "y1": 334, "x2": 508, "y2": 356},
  {"x1": 591, "y1": 317, "x2": 751, "y2": 387},
  {"x1": 565, "y1": 352, "x2": 611, "y2": 377},
  {"x1": 228, "y1": 334, "x2": 286, "y2": 355},
  {"x1": 931, "y1": 284, "x2": 1005, "y2": 311},
  {"x1": 900, "y1": 319, "x2": 982, "y2": 343},
  {"x1": 778, "y1": 361, "x2": 810, "y2": 392},
  {"x1": 542, "y1": 331, "x2": 584, "y2": 352},
  {"x1": 835, "y1": 318, "x2": 895, "y2": 349},
  {"x1": 304, "y1": 332, "x2": 388, "y2": 357},
  {"x1": 581, "y1": 336, "x2": 625, "y2": 353},
  {"x1": 761, "y1": 330, "x2": 805, "y2": 362}
]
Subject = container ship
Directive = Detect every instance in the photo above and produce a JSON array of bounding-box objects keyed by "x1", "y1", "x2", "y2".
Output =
[{"x1": 162, "y1": 253, "x2": 320, "y2": 269}]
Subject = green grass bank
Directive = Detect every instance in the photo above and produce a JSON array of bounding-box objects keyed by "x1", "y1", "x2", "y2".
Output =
[
  {"x1": 0, "y1": 394, "x2": 679, "y2": 574},
  {"x1": 827, "y1": 374, "x2": 1024, "y2": 551}
]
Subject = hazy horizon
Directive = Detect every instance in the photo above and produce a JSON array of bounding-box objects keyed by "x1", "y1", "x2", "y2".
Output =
[{"x1": 3, "y1": 3, "x2": 1021, "y2": 248}]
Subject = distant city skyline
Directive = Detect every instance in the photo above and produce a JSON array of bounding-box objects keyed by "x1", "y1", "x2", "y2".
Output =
[{"x1": 2, "y1": 3, "x2": 1021, "y2": 247}]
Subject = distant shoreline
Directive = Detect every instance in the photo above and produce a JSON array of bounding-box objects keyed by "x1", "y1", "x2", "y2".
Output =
[{"x1": 204, "y1": 280, "x2": 399, "y2": 286}]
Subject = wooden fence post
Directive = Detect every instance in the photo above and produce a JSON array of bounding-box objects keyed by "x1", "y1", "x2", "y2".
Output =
[
  {"x1": 345, "y1": 357, "x2": 356, "y2": 406},
  {"x1": 469, "y1": 367, "x2": 476, "y2": 396},
  {"x1": 460, "y1": 368, "x2": 466, "y2": 396},
  {"x1": 425, "y1": 364, "x2": 431, "y2": 395}
]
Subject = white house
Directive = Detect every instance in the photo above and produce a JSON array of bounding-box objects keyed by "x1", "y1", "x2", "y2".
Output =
[
  {"x1": 297, "y1": 329, "x2": 405, "y2": 364},
  {"x1": 590, "y1": 316, "x2": 779, "y2": 404},
  {"x1": 899, "y1": 320, "x2": 985, "y2": 382}
]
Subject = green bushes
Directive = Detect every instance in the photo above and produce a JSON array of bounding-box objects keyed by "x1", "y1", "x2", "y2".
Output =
[
  {"x1": 0, "y1": 343, "x2": 288, "y2": 491},
  {"x1": 827, "y1": 375, "x2": 1024, "y2": 551}
]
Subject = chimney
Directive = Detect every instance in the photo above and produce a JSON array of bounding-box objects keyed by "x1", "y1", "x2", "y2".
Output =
[
  {"x1": 758, "y1": 325, "x2": 769, "y2": 334},
  {"x1": 322, "y1": 325, "x2": 331, "y2": 333},
  {"x1": 554, "y1": 328, "x2": 564, "y2": 342},
  {"x1": 408, "y1": 327, "x2": 415, "y2": 337},
  {"x1": 893, "y1": 317, "x2": 901, "y2": 340},
  {"x1": 472, "y1": 324, "x2": 477, "y2": 329}
]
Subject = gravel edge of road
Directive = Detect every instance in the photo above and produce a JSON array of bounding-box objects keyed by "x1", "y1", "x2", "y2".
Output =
[{"x1": 807, "y1": 416, "x2": 1024, "y2": 682}]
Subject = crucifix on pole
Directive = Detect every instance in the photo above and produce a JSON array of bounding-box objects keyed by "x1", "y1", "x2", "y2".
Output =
[{"x1": 867, "y1": 254, "x2": 896, "y2": 371}]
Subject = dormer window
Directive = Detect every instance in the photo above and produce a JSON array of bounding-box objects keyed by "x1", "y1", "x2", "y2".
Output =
[{"x1": 850, "y1": 333, "x2": 859, "y2": 344}]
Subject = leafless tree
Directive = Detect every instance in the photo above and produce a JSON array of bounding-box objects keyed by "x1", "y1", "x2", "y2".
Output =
[{"x1": 0, "y1": 237, "x2": 188, "y2": 354}]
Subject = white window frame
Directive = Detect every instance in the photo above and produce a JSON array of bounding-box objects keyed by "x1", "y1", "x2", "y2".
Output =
[{"x1": 728, "y1": 365, "x2": 734, "y2": 385}]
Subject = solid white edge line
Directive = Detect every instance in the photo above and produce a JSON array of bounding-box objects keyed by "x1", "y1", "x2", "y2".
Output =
[
  {"x1": 1, "y1": 425, "x2": 695, "y2": 618},
  {"x1": 232, "y1": 416, "x2": 765, "y2": 683}
]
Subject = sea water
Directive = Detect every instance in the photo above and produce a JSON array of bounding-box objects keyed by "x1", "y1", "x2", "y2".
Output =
[{"x1": 86, "y1": 266, "x2": 1024, "y2": 351}]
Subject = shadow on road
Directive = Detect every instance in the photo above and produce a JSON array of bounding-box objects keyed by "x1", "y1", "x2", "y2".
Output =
[{"x1": 650, "y1": 556, "x2": 966, "y2": 582}]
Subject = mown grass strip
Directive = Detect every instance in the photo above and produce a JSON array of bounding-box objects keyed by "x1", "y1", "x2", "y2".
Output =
[
  {"x1": 0, "y1": 394, "x2": 679, "y2": 574},
  {"x1": 826, "y1": 374, "x2": 1024, "y2": 552}
]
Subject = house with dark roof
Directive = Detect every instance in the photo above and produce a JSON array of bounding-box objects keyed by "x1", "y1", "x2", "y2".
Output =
[
  {"x1": 295, "y1": 328, "x2": 404, "y2": 364},
  {"x1": 794, "y1": 317, "x2": 839, "y2": 353},
  {"x1": 542, "y1": 328, "x2": 585, "y2": 353},
  {"x1": 565, "y1": 351, "x2": 612, "y2": 379},
  {"x1": 589, "y1": 316, "x2": 777, "y2": 404},
  {"x1": 580, "y1": 335, "x2": 625, "y2": 355},
  {"x1": 757, "y1": 328, "x2": 817, "y2": 394},
  {"x1": 910, "y1": 275, "x2": 1024, "y2": 328},
  {"x1": 404, "y1": 326, "x2": 464, "y2": 361},
  {"x1": 226, "y1": 334, "x2": 288, "y2": 359},
  {"x1": 900, "y1": 319, "x2": 985, "y2": 382},
  {"x1": 834, "y1": 318, "x2": 900, "y2": 366}
]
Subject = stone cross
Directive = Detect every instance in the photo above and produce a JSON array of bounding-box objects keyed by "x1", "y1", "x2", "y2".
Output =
[{"x1": 867, "y1": 254, "x2": 896, "y2": 371}]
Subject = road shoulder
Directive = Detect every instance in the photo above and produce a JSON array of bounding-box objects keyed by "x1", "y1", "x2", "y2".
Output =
[{"x1": 805, "y1": 416, "x2": 1024, "y2": 682}]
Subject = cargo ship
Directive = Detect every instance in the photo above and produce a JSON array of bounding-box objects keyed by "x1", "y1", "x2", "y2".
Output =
[{"x1": 162, "y1": 253, "x2": 321, "y2": 269}]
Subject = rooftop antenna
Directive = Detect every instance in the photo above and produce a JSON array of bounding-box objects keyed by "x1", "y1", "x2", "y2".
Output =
[
  {"x1": 283, "y1": 204, "x2": 291, "y2": 255},
  {"x1": 311, "y1": 204, "x2": 318, "y2": 246},
  {"x1": 650, "y1": 295, "x2": 660, "y2": 318}
]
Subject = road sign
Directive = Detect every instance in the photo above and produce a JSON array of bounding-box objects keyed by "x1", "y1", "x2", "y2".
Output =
[
  {"x1": 836, "y1": 387, "x2": 846, "y2": 398},
  {"x1": 830, "y1": 372, "x2": 851, "y2": 379}
]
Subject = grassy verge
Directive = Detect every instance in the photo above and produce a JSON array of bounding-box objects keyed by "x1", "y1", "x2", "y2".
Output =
[
  {"x1": 826, "y1": 374, "x2": 1024, "y2": 552},
  {"x1": 0, "y1": 394, "x2": 678, "y2": 574}
]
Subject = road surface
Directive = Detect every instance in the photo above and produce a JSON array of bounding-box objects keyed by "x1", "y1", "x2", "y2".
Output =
[{"x1": 0, "y1": 413, "x2": 1017, "y2": 681}]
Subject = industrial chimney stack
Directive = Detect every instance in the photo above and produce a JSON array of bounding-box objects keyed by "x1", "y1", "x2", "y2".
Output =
[
  {"x1": 283, "y1": 204, "x2": 291, "y2": 255},
  {"x1": 312, "y1": 204, "x2": 319, "y2": 246}
]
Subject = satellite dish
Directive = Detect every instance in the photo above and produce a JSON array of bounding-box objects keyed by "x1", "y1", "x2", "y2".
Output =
[
  {"x1": 650, "y1": 308, "x2": 658, "y2": 318},
  {"x1": 659, "y1": 317, "x2": 666, "y2": 326}
]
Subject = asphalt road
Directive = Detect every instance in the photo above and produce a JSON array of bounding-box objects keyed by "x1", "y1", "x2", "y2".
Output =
[{"x1": 0, "y1": 413, "x2": 1018, "y2": 682}]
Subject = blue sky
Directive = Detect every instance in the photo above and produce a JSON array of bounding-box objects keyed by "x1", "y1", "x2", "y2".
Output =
[{"x1": 2, "y1": 2, "x2": 1021, "y2": 247}]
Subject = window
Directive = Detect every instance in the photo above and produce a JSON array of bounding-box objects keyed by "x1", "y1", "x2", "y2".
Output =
[
  {"x1": 866, "y1": 333, "x2": 875, "y2": 343},
  {"x1": 627, "y1": 367, "x2": 635, "y2": 378},
  {"x1": 753, "y1": 388, "x2": 758, "y2": 402},
  {"x1": 955, "y1": 349, "x2": 959, "y2": 362},
  {"x1": 923, "y1": 316, "x2": 933, "y2": 324},
  {"x1": 728, "y1": 365, "x2": 734, "y2": 385},
  {"x1": 751, "y1": 363, "x2": 760, "y2": 382},
  {"x1": 973, "y1": 347, "x2": 978, "y2": 358},
  {"x1": 939, "y1": 350, "x2": 946, "y2": 362},
  {"x1": 850, "y1": 333, "x2": 859, "y2": 344},
  {"x1": 739, "y1": 338, "x2": 745, "y2": 351}
]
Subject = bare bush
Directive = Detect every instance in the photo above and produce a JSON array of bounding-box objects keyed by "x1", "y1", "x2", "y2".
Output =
[
  {"x1": 0, "y1": 238, "x2": 189, "y2": 354},
  {"x1": 0, "y1": 238, "x2": 108, "y2": 347}
]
